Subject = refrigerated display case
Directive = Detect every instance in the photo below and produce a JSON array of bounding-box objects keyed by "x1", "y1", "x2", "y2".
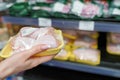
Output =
[
  {"x1": 0, "y1": 16, "x2": 120, "y2": 78},
  {"x1": 0, "y1": 0, "x2": 120, "y2": 79}
]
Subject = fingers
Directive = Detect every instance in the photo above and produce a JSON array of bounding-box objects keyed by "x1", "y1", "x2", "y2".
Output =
[
  {"x1": 18, "y1": 44, "x2": 50, "y2": 59},
  {"x1": 25, "y1": 55, "x2": 54, "y2": 69}
]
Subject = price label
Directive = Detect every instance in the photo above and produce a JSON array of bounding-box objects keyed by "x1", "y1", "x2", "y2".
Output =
[
  {"x1": 38, "y1": 18, "x2": 52, "y2": 27},
  {"x1": 79, "y1": 21, "x2": 94, "y2": 31},
  {"x1": 16, "y1": 0, "x2": 25, "y2": 3}
]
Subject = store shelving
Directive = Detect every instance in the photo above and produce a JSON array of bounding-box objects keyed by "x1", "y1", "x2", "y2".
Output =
[
  {"x1": 43, "y1": 60, "x2": 120, "y2": 78},
  {"x1": 2, "y1": 16, "x2": 120, "y2": 33},
  {"x1": 1, "y1": 16, "x2": 120, "y2": 78}
]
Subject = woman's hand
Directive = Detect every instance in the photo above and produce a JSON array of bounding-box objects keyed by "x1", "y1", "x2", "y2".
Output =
[{"x1": 0, "y1": 44, "x2": 54, "y2": 79}]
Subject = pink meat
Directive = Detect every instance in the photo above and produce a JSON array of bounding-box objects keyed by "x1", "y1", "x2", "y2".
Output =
[
  {"x1": 12, "y1": 37, "x2": 35, "y2": 54},
  {"x1": 108, "y1": 44, "x2": 120, "y2": 54},
  {"x1": 73, "y1": 48, "x2": 99, "y2": 62},
  {"x1": 81, "y1": 3, "x2": 100, "y2": 18},
  {"x1": 34, "y1": 35, "x2": 58, "y2": 48},
  {"x1": 110, "y1": 33, "x2": 120, "y2": 43},
  {"x1": 11, "y1": 27, "x2": 59, "y2": 54},
  {"x1": 74, "y1": 36, "x2": 96, "y2": 48}
]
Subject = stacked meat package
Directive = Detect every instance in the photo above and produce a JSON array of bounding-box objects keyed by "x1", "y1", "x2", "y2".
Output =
[
  {"x1": 107, "y1": 32, "x2": 120, "y2": 55},
  {"x1": 54, "y1": 30, "x2": 76, "y2": 61},
  {"x1": 54, "y1": 30, "x2": 101, "y2": 65}
]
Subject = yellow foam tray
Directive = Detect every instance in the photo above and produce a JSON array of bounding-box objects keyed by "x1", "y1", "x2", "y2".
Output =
[{"x1": 0, "y1": 30, "x2": 64, "y2": 58}]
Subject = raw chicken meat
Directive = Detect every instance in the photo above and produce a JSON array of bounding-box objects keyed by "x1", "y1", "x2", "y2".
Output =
[
  {"x1": 11, "y1": 27, "x2": 60, "y2": 54},
  {"x1": 73, "y1": 48, "x2": 99, "y2": 62},
  {"x1": 110, "y1": 33, "x2": 120, "y2": 44},
  {"x1": 73, "y1": 35, "x2": 97, "y2": 48}
]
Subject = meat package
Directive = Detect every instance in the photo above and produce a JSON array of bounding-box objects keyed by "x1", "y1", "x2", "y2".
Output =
[
  {"x1": 107, "y1": 33, "x2": 120, "y2": 55},
  {"x1": 0, "y1": 27, "x2": 64, "y2": 58}
]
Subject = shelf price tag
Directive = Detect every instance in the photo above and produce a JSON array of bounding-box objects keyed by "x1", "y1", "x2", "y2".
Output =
[
  {"x1": 79, "y1": 21, "x2": 95, "y2": 31},
  {"x1": 16, "y1": 0, "x2": 26, "y2": 3},
  {"x1": 38, "y1": 18, "x2": 52, "y2": 27}
]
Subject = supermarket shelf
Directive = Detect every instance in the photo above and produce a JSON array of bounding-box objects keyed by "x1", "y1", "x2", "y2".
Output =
[
  {"x1": 43, "y1": 60, "x2": 120, "y2": 78},
  {"x1": 2, "y1": 16, "x2": 120, "y2": 33}
]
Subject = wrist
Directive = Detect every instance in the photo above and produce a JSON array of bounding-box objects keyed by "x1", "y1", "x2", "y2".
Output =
[{"x1": 0, "y1": 62, "x2": 12, "y2": 79}]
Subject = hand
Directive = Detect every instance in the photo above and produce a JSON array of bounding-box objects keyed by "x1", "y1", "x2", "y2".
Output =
[{"x1": 0, "y1": 44, "x2": 54, "y2": 79}]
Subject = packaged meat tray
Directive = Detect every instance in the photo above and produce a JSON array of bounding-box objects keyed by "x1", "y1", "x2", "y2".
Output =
[
  {"x1": 70, "y1": 48, "x2": 100, "y2": 65},
  {"x1": 0, "y1": 27, "x2": 64, "y2": 58},
  {"x1": 54, "y1": 36, "x2": 72, "y2": 61},
  {"x1": 77, "y1": 30, "x2": 99, "y2": 39},
  {"x1": 107, "y1": 33, "x2": 120, "y2": 55},
  {"x1": 73, "y1": 35, "x2": 98, "y2": 49},
  {"x1": 107, "y1": 43, "x2": 120, "y2": 55},
  {"x1": 62, "y1": 30, "x2": 78, "y2": 40},
  {"x1": 109, "y1": 32, "x2": 120, "y2": 44},
  {"x1": 54, "y1": 48, "x2": 71, "y2": 61}
]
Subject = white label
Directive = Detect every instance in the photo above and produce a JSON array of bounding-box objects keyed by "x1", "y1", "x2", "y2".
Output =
[
  {"x1": 53, "y1": 2, "x2": 64, "y2": 12},
  {"x1": 79, "y1": 21, "x2": 94, "y2": 31},
  {"x1": 113, "y1": 8, "x2": 120, "y2": 15},
  {"x1": 71, "y1": 1, "x2": 85, "y2": 16},
  {"x1": 16, "y1": 0, "x2": 25, "y2": 3},
  {"x1": 38, "y1": 18, "x2": 52, "y2": 27}
]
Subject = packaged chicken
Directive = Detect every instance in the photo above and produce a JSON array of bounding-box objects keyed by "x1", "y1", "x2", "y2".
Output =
[
  {"x1": 107, "y1": 43, "x2": 120, "y2": 55},
  {"x1": 62, "y1": 30, "x2": 78, "y2": 40},
  {"x1": 63, "y1": 36, "x2": 73, "y2": 45},
  {"x1": 54, "y1": 48, "x2": 71, "y2": 61},
  {"x1": 71, "y1": 0, "x2": 102, "y2": 19},
  {"x1": 107, "y1": 33, "x2": 120, "y2": 55},
  {"x1": 72, "y1": 48, "x2": 100, "y2": 65},
  {"x1": 52, "y1": 0, "x2": 71, "y2": 19},
  {"x1": 93, "y1": 0, "x2": 111, "y2": 17},
  {"x1": 77, "y1": 30, "x2": 99, "y2": 39},
  {"x1": 109, "y1": 33, "x2": 120, "y2": 44},
  {"x1": 73, "y1": 35, "x2": 98, "y2": 49},
  {"x1": 0, "y1": 27, "x2": 64, "y2": 58}
]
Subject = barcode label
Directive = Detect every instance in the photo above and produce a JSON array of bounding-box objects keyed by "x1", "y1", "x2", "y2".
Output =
[
  {"x1": 79, "y1": 21, "x2": 94, "y2": 31},
  {"x1": 38, "y1": 18, "x2": 52, "y2": 27}
]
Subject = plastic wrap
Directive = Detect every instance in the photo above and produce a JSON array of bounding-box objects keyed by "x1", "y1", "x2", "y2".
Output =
[
  {"x1": 70, "y1": 48, "x2": 100, "y2": 65},
  {"x1": 0, "y1": 27, "x2": 64, "y2": 58},
  {"x1": 73, "y1": 35, "x2": 98, "y2": 49},
  {"x1": 77, "y1": 30, "x2": 99, "y2": 39},
  {"x1": 54, "y1": 48, "x2": 71, "y2": 61},
  {"x1": 107, "y1": 33, "x2": 120, "y2": 55},
  {"x1": 71, "y1": 0, "x2": 102, "y2": 19},
  {"x1": 62, "y1": 30, "x2": 78, "y2": 40},
  {"x1": 52, "y1": 0, "x2": 71, "y2": 18},
  {"x1": 110, "y1": 33, "x2": 120, "y2": 44}
]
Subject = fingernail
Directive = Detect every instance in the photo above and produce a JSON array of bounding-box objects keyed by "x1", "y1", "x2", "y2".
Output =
[{"x1": 41, "y1": 45, "x2": 51, "y2": 50}]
